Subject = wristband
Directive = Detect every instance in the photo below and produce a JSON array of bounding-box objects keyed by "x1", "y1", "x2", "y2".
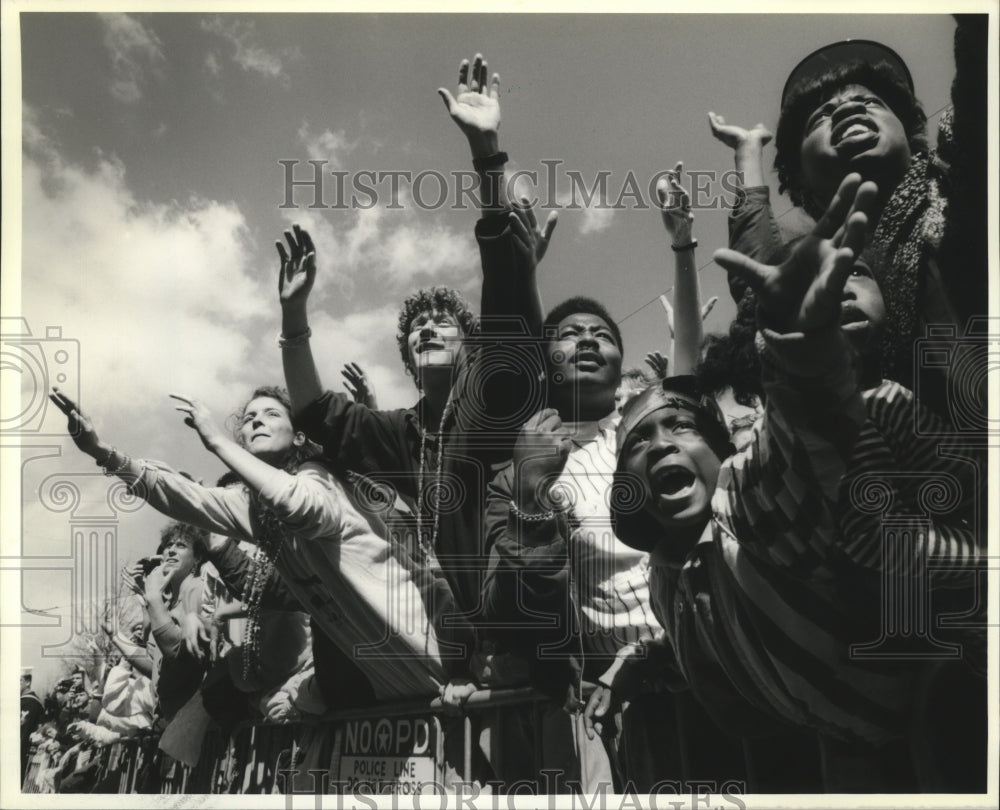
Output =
[
  {"x1": 510, "y1": 499, "x2": 554, "y2": 522},
  {"x1": 472, "y1": 151, "x2": 509, "y2": 173},
  {"x1": 671, "y1": 239, "x2": 698, "y2": 253},
  {"x1": 278, "y1": 327, "x2": 312, "y2": 348}
]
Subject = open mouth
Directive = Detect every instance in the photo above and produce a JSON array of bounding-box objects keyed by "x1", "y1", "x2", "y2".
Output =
[
  {"x1": 832, "y1": 117, "x2": 879, "y2": 154},
  {"x1": 839, "y1": 305, "x2": 870, "y2": 326},
  {"x1": 652, "y1": 465, "x2": 696, "y2": 497},
  {"x1": 573, "y1": 350, "x2": 604, "y2": 367},
  {"x1": 416, "y1": 341, "x2": 445, "y2": 353}
]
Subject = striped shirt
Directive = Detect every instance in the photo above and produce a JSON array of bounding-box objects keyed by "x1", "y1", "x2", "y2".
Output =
[
  {"x1": 616, "y1": 327, "x2": 941, "y2": 744},
  {"x1": 132, "y1": 459, "x2": 472, "y2": 702},
  {"x1": 551, "y1": 415, "x2": 661, "y2": 659}
]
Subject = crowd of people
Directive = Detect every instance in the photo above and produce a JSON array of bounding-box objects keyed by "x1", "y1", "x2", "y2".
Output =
[{"x1": 28, "y1": 17, "x2": 990, "y2": 796}]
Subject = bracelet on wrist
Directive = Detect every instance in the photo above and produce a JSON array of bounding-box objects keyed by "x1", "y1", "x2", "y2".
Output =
[
  {"x1": 671, "y1": 239, "x2": 698, "y2": 253},
  {"x1": 278, "y1": 327, "x2": 312, "y2": 348},
  {"x1": 102, "y1": 449, "x2": 133, "y2": 477},
  {"x1": 509, "y1": 499, "x2": 555, "y2": 522},
  {"x1": 472, "y1": 151, "x2": 509, "y2": 173}
]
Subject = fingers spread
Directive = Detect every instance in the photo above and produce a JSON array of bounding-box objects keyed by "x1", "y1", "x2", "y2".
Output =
[
  {"x1": 813, "y1": 173, "x2": 861, "y2": 239},
  {"x1": 437, "y1": 87, "x2": 456, "y2": 113},
  {"x1": 541, "y1": 211, "x2": 558, "y2": 242}
]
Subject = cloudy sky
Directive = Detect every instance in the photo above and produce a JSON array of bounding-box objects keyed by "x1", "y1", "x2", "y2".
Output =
[{"x1": 4, "y1": 6, "x2": 963, "y2": 692}]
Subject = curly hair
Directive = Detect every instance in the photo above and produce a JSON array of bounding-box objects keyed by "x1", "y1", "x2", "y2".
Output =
[
  {"x1": 396, "y1": 287, "x2": 478, "y2": 381},
  {"x1": 775, "y1": 60, "x2": 928, "y2": 216},
  {"x1": 542, "y1": 296, "x2": 623, "y2": 354},
  {"x1": 156, "y1": 521, "x2": 209, "y2": 573},
  {"x1": 694, "y1": 291, "x2": 764, "y2": 408},
  {"x1": 230, "y1": 385, "x2": 320, "y2": 473}
]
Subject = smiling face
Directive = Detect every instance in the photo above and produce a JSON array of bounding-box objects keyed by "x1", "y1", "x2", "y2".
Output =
[
  {"x1": 406, "y1": 309, "x2": 464, "y2": 384},
  {"x1": 622, "y1": 406, "x2": 723, "y2": 536},
  {"x1": 238, "y1": 396, "x2": 303, "y2": 466},
  {"x1": 548, "y1": 313, "x2": 623, "y2": 403},
  {"x1": 800, "y1": 83, "x2": 911, "y2": 205},
  {"x1": 160, "y1": 536, "x2": 199, "y2": 582}
]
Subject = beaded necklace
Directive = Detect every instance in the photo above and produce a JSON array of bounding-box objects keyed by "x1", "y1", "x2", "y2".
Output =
[
  {"x1": 239, "y1": 502, "x2": 288, "y2": 682},
  {"x1": 413, "y1": 391, "x2": 453, "y2": 564}
]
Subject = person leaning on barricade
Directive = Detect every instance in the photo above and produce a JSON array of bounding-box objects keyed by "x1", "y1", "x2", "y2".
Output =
[{"x1": 51, "y1": 382, "x2": 476, "y2": 708}]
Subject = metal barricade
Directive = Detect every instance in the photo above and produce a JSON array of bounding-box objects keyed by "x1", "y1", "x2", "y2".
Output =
[{"x1": 20, "y1": 687, "x2": 551, "y2": 795}]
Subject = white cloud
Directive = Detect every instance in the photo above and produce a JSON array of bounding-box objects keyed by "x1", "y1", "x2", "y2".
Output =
[
  {"x1": 283, "y1": 205, "x2": 477, "y2": 300},
  {"x1": 283, "y1": 125, "x2": 478, "y2": 296},
  {"x1": 204, "y1": 51, "x2": 221, "y2": 77},
  {"x1": 21, "y1": 109, "x2": 272, "y2": 433},
  {"x1": 297, "y1": 122, "x2": 357, "y2": 167},
  {"x1": 201, "y1": 17, "x2": 286, "y2": 80},
  {"x1": 98, "y1": 13, "x2": 164, "y2": 104},
  {"x1": 307, "y1": 306, "x2": 417, "y2": 412},
  {"x1": 579, "y1": 205, "x2": 616, "y2": 235},
  {"x1": 552, "y1": 187, "x2": 616, "y2": 236}
]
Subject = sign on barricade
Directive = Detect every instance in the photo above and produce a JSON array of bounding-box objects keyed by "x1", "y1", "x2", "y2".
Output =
[{"x1": 333, "y1": 715, "x2": 443, "y2": 795}]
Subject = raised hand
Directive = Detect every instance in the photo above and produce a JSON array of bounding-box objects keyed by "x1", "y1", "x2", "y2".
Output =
[
  {"x1": 437, "y1": 54, "x2": 501, "y2": 157},
  {"x1": 509, "y1": 198, "x2": 559, "y2": 272},
  {"x1": 276, "y1": 225, "x2": 316, "y2": 314},
  {"x1": 655, "y1": 162, "x2": 694, "y2": 246},
  {"x1": 644, "y1": 351, "x2": 669, "y2": 380},
  {"x1": 170, "y1": 394, "x2": 225, "y2": 453},
  {"x1": 707, "y1": 111, "x2": 773, "y2": 151},
  {"x1": 714, "y1": 173, "x2": 877, "y2": 333},
  {"x1": 142, "y1": 561, "x2": 171, "y2": 603},
  {"x1": 512, "y1": 409, "x2": 572, "y2": 513},
  {"x1": 48, "y1": 387, "x2": 108, "y2": 461},
  {"x1": 181, "y1": 613, "x2": 212, "y2": 660},
  {"x1": 121, "y1": 558, "x2": 158, "y2": 599},
  {"x1": 341, "y1": 362, "x2": 378, "y2": 409}
]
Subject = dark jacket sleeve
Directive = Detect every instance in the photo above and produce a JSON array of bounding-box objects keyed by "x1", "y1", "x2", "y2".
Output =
[
  {"x1": 727, "y1": 186, "x2": 812, "y2": 304},
  {"x1": 480, "y1": 464, "x2": 580, "y2": 674},
  {"x1": 295, "y1": 392, "x2": 417, "y2": 498},
  {"x1": 938, "y1": 14, "x2": 988, "y2": 324},
  {"x1": 208, "y1": 538, "x2": 304, "y2": 612},
  {"x1": 466, "y1": 213, "x2": 548, "y2": 445}
]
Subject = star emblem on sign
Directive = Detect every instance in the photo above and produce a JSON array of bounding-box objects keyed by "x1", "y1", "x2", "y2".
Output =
[{"x1": 375, "y1": 719, "x2": 392, "y2": 754}]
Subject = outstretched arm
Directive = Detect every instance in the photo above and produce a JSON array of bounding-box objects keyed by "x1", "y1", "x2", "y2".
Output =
[
  {"x1": 708, "y1": 112, "x2": 772, "y2": 190},
  {"x1": 438, "y1": 53, "x2": 508, "y2": 216},
  {"x1": 50, "y1": 388, "x2": 256, "y2": 539},
  {"x1": 278, "y1": 225, "x2": 323, "y2": 418},
  {"x1": 656, "y1": 162, "x2": 709, "y2": 375},
  {"x1": 713, "y1": 173, "x2": 876, "y2": 566}
]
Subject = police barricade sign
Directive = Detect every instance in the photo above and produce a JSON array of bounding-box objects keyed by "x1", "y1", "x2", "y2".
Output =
[{"x1": 334, "y1": 715, "x2": 443, "y2": 795}]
